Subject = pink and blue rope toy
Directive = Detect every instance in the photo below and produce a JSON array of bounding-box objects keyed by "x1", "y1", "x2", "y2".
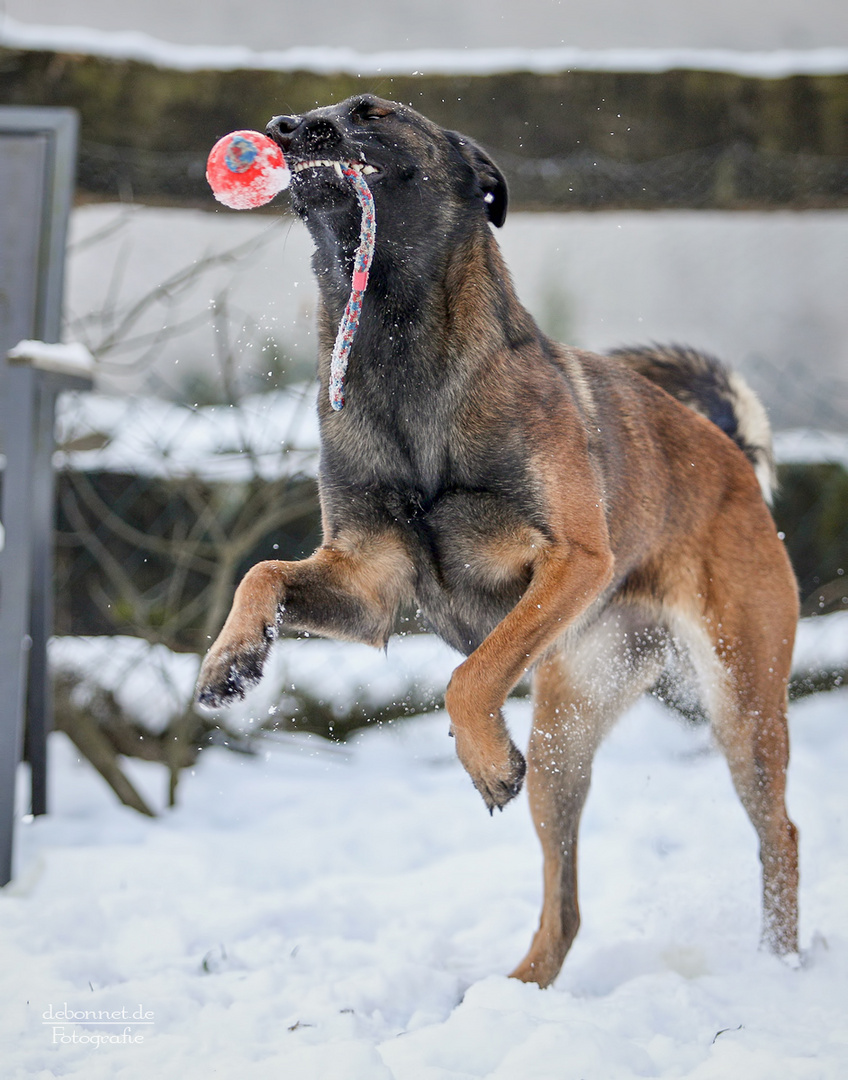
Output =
[
  {"x1": 206, "y1": 130, "x2": 376, "y2": 412},
  {"x1": 328, "y1": 167, "x2": 376, "y2": 411}
]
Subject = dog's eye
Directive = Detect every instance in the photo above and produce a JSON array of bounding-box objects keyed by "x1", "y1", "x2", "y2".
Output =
[{"x1": 350, "y1": 100, "x2": 394, "y2": 123}]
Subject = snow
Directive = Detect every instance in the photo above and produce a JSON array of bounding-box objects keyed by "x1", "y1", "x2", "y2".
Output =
[
  {"x1": 773, "y1": 429, "x2": 848, "y2": 471},
  {"x1": 2, "y1": 14, "x2": 848, "y2": 77},
  {"x1": 3, "y1": 617, "x2": 847, "y2": 1077},
  {"x1": 49, "y1": 633, "x2": 461, "y2": 737},
  {"x1": 52, "y1": 381, "x2": 848, "y2": 485},
  {"x1": 47, "y1": 613, "x2": 848, "y2": 739},
  {"x1": 54, "y1": 384, "x2": 320, "y2": 481},
  {"x1": 7, "y1": 340, "x2": 95, "y2": 378}
]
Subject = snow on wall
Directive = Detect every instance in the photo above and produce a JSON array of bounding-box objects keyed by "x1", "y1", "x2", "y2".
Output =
[
  {"x1": 53, "y1": 385, "x2": 848, "y2": 482},
  {"x1": 49, "y1": 612, "x2": 848, "y2": 738},
  {"x1": 55, "y1": 386, "x2": 320, "y2": 481},
  {"x1": 62, "y1": 204, "x2": 848, "y2": 432},
  {"x1": 2, "y1": 15, "x2": 848, "y2": 76}
]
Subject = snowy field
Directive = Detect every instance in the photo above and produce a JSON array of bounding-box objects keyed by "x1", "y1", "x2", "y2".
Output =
[{"x1": 2, "y1": 619, "x2": 848, "y2": 1078}]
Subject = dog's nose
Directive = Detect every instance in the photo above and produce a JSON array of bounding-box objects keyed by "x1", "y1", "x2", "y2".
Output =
[
  {"x1": 267, "y1": 114, "x2": 343, "y2": 157},
  {"x1": 266, "y1": 114, "x2": 301, "y2": 150}
]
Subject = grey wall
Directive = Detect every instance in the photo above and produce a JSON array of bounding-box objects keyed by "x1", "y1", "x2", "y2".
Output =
[{"x1": 66, "y1": 204, "x2": 848, "y2": 431}]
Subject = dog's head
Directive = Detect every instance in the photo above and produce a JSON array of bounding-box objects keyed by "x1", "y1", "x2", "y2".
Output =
[{"x1": 266, "y1": 95, "x2": 507, "y2": 253}]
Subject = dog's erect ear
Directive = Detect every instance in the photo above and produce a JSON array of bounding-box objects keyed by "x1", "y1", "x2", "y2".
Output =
[{"x1": 445, "y1": 131, "x2": 509, "y2": 228}]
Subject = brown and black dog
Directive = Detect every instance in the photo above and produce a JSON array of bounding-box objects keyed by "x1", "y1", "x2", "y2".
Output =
[{"x1": 196, "y1": 95, "x2": 799, "y2": 987}]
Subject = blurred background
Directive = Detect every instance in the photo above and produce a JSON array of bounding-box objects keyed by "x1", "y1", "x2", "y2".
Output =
[{"x1": 1, "y1": 1, "x2": 846, "y2": 813}]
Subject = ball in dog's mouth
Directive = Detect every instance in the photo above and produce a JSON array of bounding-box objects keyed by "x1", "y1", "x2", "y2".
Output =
[{"x1": 206, "y1": 130, "x2": 291, "y2": 210}]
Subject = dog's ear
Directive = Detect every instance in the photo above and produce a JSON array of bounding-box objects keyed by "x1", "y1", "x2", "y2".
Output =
[{"x1": 445, "y1": 131, "x2": 509, "y2": 228}]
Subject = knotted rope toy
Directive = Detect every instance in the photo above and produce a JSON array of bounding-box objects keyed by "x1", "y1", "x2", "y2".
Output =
[
  {"x1": 327, "y1": 166, "x2": 375, "y2": 411},
  {"x1": 206, "y1": 131, "x2": 376, "y2": 412}
]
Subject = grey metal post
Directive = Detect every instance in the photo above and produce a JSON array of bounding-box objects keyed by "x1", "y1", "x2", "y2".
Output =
[
  {"x1": 23, "y1": 377, "x2": 58, "y2": 818},
  {"x1": 0, "y1": 365, "x2": 39, "y2": 882},
  {"x1": 21, "y1": 361, "x2": 94, "y2": 818},
  {"x1": 0, "y1": 107, "x2": 79, "y2": 885}
]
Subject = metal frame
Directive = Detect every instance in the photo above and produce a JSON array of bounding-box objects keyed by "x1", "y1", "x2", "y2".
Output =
[
  {"x1": 0, "y1": 107, "x2": 82, "y2": 887},
  {"x1": 0, "y1": 107, "x2": 78, "y2": 344}
]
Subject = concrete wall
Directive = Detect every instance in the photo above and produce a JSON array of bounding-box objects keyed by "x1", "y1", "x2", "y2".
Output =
[
  {"x1": 1, "y1": 50, "x2": 846, "y2": 211},
  {"x1": 3, "y1": 9, "x2": 845, "y2": 430}
]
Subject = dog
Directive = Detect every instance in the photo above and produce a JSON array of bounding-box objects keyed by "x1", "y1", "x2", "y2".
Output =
[{"x1": 196, "y1": 95, "x2": 799, "y2": 987}]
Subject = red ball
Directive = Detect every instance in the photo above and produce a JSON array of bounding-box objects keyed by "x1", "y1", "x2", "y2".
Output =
[{"x1": 206, "y1": 130, "x2": 291, "y2": 210}]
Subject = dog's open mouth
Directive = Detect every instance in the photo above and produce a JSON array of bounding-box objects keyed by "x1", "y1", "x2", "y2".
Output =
[
  {"x1": 291, "y1": 159, "x2": 380, "y2": 179},
  {"x1": 287, "y1": 156, "x2": 381, "y2": 223}
]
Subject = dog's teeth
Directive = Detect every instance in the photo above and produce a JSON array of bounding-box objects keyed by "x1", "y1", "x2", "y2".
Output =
[
  {"x1": 291, "y1": 159, "x2": 375, "y2": 177},
  {"x1": 293, "y1": 159, "x2": 338, "y2": 173}
]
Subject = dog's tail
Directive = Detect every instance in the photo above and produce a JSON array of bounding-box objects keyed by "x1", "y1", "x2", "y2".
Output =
[{"x1": 609, "y1": 344, "x2": 777, "y2": 505}]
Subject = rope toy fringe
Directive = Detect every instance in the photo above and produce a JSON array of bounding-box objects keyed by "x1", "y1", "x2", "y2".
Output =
[{"x1": 329, "y1": 167, "x2": 376, "y2": 411}]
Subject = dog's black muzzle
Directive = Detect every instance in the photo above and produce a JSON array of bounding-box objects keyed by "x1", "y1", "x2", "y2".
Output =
[
  {"x1": 266, "y1": 113, "x2": 359, "y2": 166},
  {"x1": 266, "y1": 112, "x2": 381, "y2": 220},
  {"x1": 265, "y1": 113, "x2": 300, "y2": 148}
]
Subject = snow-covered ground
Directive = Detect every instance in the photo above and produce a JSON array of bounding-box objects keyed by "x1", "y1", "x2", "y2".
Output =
[{"x1": 3, "y1": 618, "x2": 847, "y2": 1078}]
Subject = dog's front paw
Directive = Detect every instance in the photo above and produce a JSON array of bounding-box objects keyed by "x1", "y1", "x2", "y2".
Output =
[
  {"x1": 453, "y1": 726, "x2": 526, "y2": 813},
  {"x1": 476, "y1": 739, "x2": 527, "y2": 813},
  {"x1": 195, "y1": 637, "x2": 270, "y2": 708}
]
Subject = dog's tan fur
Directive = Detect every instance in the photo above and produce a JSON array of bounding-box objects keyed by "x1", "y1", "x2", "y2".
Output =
[{"x1": 196, "y1": 96, "x2": 799, "y2": 986}]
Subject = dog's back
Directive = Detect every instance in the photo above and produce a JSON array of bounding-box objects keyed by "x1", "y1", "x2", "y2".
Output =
[{"x1": 609, "y1": 344, "x2": 776, "y2": 503}]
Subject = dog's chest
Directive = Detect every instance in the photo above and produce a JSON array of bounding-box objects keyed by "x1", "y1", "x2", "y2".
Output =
[
  {"x1": 321, "y1": 380, "x2": 455, "y2": 490},
  {"x1": 320, "y1": 390, "x2": 543, "y2": 652},
  {"x1": 408, "y1": 489, "x2": 541, "y2": 653},
  {"x1": 384, "y1": 484, "x2": 543, "y2": 654}
]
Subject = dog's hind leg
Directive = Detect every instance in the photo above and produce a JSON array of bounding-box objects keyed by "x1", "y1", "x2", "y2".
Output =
[
  {"x1": 668, "y1": 498, "x2": 799, "y2": 958},
  {"x1": 714, "y1": 682, "x2": 798, "y2": 956},
  {"x1": 510, "y1": 612, "x2": 668, "y2": 987},
  {"x1": 691, "y1": 600, "x2": 799, "y2": 958}
]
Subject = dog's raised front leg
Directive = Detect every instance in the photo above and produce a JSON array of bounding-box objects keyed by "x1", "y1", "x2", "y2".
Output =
[
  {"x1": 445, "y1": 538, "x2": 614, "y2": 811},
  {"x1": 195, "y1": 530, "x2": 413, "y2": 707}
]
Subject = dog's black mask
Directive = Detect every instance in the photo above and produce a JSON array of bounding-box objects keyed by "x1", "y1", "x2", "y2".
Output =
[{"x1": 265, "y1": 94, "x2": 508, "y2": 238}]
